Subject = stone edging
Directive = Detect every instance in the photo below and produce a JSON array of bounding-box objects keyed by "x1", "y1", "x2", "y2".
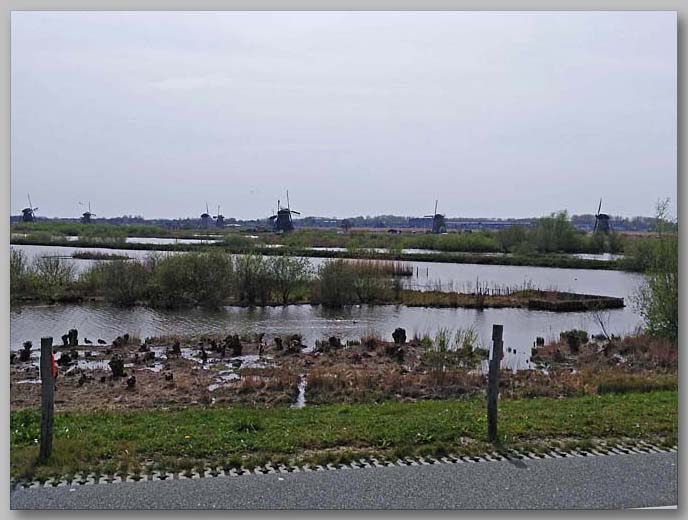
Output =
[{"x1": 11, "y1": 440, "x2": 677, "y2": 490}]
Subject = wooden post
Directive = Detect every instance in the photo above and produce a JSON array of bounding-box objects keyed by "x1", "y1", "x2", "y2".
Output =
[
  {"x1": 487, "y1": 325, "x2": 503, "y2": 443},
  {"x1": 39, "y1": 337, "x2": 55, "y2": 463}
]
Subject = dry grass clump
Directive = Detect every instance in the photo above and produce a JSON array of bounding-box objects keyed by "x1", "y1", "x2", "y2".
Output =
[
  {"x1": 533, "y1": 333, "x2": 677, "y2": 372},
  {"x1": 346, "y1": 260, "x2": 413, "y2": 277}
]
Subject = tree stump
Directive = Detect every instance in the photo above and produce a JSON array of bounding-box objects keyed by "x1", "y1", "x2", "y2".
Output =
[
  {"x1": 19, "y1": 341, "x2": 32, "y2": 362},
  {"x1": 228, "y1": 335, "x2": 242, "y2": 357},
  {"x1": 392, "y1": 328, "x2": 407, "y2": 345},
  {"x1": 109, "y1": 355, "x2": 125, "y2": 378},
  {"x1": 56, "y1": 353, "x2": 72, "y2": 366}
]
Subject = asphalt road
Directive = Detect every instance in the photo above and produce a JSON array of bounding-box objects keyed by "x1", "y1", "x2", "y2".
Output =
[{"x1": 11, "y1": 452, "x2": 677, "y2": 510}]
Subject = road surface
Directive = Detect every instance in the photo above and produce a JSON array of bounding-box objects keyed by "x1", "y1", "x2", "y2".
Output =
[{"x1": 11, "y1": 451, "x2": 677, "y2": 510}]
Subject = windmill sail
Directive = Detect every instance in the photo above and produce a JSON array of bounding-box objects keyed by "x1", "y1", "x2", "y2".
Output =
[
  {"x1": 270, "y1": 191, "x2": 299, "y2": 232},
  {"x1": 593, "y1": 198, "x2": 611, "y2": 234}
]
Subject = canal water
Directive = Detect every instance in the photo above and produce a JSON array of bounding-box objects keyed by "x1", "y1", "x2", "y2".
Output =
[{"x1": 10, "y1": 243, "x2": 645, "y2": 371}]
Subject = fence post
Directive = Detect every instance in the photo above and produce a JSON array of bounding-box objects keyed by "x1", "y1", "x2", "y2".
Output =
[
  {"x1": 487, "y1": 325, "x2": 503, "y2": 443},
  {"x1": 39, "y1": 337, "x2": 55, "y2": 463}
]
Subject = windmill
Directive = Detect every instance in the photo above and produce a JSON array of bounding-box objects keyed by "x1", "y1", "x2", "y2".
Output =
[
  {"x1": 214, "y1": 204, "x2": 225, "y2": 228},
  {"x1": 21, "y1": 194, "x2": 38, "y2": 222},
  {"x1": 593, "y1": 198, "x2": 611, "y2": 234},
  {"x1": 79, "y1": 201, "x2": 96, "y2": 224},
  {"x1": 268, "y1": 190, "x2": 300, "y2": 233},
  {"x1": 200, "y1": 202, "x2": 212, "y2": 229},
  {"x1": 424, "y1": 200, "x2": 447, "y2": 234}
]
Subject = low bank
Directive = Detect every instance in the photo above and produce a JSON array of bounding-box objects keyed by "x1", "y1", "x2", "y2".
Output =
[{"x1": 10, "y1": 237, "x2": 633, "y2": 271}]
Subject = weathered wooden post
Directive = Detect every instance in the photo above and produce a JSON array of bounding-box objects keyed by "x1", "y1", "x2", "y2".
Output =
[
  {"x1": 39, "y1": 337, "x2": 55, "y2": 463},
  {"x1": 487, "y1": 325, "x2": 503, "y2": 444}
]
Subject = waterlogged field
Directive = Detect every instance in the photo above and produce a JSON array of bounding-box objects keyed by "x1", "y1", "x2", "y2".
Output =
[
  {"x1": 10, "y1": 303, "x2": 642, "y2": 371},
  {"x1": 8, "y1": 237, "x2": 676, "y2": 484},
  {"x1": 10, "y1": 244, "x2": 645, "y2": 365}
]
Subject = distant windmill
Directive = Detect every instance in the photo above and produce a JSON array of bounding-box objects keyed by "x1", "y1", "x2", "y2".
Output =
[
  {"x1": 593, "y1": 198, "x2": 611, "y2": 234},
  {"x1": 214, "y1": 204, "x2": 225, "y2": 228},
  {"x1": 79, "y1": 201, "x2": 96, "y2": 224},
  {"x1": 21, "y1": 194, "x2": 38, "y2": 222},
  {"x1": 424, "y1": 200, "x2": 447, "y2": 234},
  {"x1": 200, "y1": 202, "x2": 212, "y2": 229},
  {"x1": 268, "y1": 191, "x2": 300, "y2": 233}
]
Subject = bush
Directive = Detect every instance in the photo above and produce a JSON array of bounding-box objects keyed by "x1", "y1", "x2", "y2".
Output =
[
  {"x1": 633, "y1": 237, "x2": 678, "y2": 343},
  {"x1": 10, "y1": 248, "x2": 32, "y2": 296},
  {"x1": 99, "y1": 260, "x2": 152, "y2": 305},
  {"x1": 496, "y1": 226, "x2": 528, "y2": 253},
  {"x1": 559, "y1": 330, "x2": 589, "y2": 353},
  {"x1": 150, "y1": 252, "x2": 233, "y2": 308},
  {"x1": 33, "y1": 256, "x2": 75, "y2": 300},
  {"x1": 530, "y1": 211, "x2": 582, "y2": 253},
  {"x1": 234, "y1": 254, "x2": 271, "y2": 305},
  {"x1": 315, "y1": 260, "x2": 357, "y2": 307},
  {"x1": 268, "y1": 256, "x2": 312, "y2": 304}
]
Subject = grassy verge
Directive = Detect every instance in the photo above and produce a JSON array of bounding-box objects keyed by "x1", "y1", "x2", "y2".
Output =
[{"x1": 11, "y1": 391, "x2": 677, "y2": 480}]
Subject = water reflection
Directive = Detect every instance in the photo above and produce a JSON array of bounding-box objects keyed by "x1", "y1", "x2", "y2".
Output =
[{"x1": 10, "y1": 302, "x2": 642, "y2": 371}]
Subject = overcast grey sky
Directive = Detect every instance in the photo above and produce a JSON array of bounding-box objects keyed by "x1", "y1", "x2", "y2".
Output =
[{"x1": 11, "y1": 11, "x2": 676, "y2": 220}]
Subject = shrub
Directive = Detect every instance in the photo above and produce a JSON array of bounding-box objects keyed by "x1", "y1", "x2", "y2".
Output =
[
  {"x1": 315, "y1": 260, "x2": 357, "y2": 307},
  {"x1": 234, "y1": 254, "x2": 271, "y2": 305},
  {"x1": 496, "y1": 226, "x2": 528, "y2": 253},
  {"x1": 559, "y1": 330, "x2": 589, "y2": 353},
  {"x1": 268, "y1": 255, "x2": 312, "y2": 304},
  {"x1": 150, "y1": 252, "x2": 233, "y2": 308},
  {"x1": 99, "y1": 260, "x2": 152, "y2": 305},
  {"x1": 10, "y1": 248, "x2": 32, "y2": 297},
  {"x1": 530, "y1": 211, "x2": 582, "y2": 253},
  {"x1": 33, "y1": 256, "x2": 75, "y2": 300},
  {"x1": 633, "y1": 236, "x2": 678, "y2": 343}
]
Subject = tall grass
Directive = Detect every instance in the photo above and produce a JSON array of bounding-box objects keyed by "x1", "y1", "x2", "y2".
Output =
[
  {"x1": 11, "y1": 251, "x2": 76, "y2": 301},
  {"x1": 11, "y1": 221, "x2": 170, "y2": 238}
]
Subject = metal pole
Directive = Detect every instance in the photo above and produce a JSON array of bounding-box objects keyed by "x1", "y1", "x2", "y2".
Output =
[{"x1": 39, "y1": 337, "x2": 55, "y2": 463}]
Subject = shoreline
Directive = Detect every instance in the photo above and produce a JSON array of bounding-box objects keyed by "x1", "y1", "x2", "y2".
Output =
[
  {"x1": 10, "y1": 288, "x2": 625, "y2": 312},
  {"x1": 10, "y1": 238, "x2": 635, "y2": 271}
]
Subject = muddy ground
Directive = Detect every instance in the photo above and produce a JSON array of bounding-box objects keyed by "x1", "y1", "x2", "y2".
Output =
[{"x1": 10, "y1": 331, "x2": 676, "y2": 413}]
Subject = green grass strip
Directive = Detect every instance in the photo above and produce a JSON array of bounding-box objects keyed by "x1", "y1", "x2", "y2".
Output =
[{"x1": 11, "y1": 391, "x2": 677, "y2": 479}]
